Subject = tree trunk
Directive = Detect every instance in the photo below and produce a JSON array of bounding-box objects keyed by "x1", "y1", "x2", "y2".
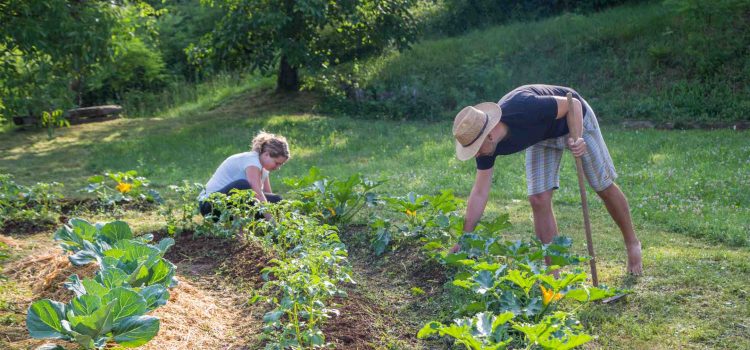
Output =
[{"x1": 277, "y1": 55, "x2": 299, "y2": 92}]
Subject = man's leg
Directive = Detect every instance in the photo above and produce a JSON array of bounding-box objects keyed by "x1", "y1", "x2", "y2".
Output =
[
  {"x1": 529, "y1": 190, "x2": 561, "y2": 276},
  {"x1": 596, "y1": 183, "x2": 642, "y2": 275},
  {"x1": 529, "y1": 189, "x2": 558, "y2": 244},
  {"x1": 526, "y1": 137, "x2": 565, "y2": 272},
  {"x1": 578, "y1": 98, "x2": 643, "y2": 275}
]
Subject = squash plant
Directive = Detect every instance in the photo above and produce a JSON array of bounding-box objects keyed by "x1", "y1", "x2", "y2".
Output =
[
  {"x1": 283, "y1": 167, "x2": 381, "y2": 226},
  {"x1": 418, "y1": 311, "x2": 592, "y2": 350},
  {"x1": 369, "y1": 190, "x2": 462, "y2": 255},
  {"x1": 83, "y1": 170, "x2": 162, "y2": 207},
  {"x1": 419, "y1": 217, "x2": 624, "y2": 349},
  {"x1": 0, "y1": 173, "x2": 63, "y2": 229}
]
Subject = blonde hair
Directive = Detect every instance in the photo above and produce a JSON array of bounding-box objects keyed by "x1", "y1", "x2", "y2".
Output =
[{"x1": 251, "y1": 131, "x2": 290, "y2": 159}]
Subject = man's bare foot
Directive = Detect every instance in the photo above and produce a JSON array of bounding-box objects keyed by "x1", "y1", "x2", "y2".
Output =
[{"x1": 626, "y1": 240, "x2": 643, "y2": 275}]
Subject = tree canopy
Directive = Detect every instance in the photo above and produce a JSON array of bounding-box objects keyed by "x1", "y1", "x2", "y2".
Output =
[
  {"x1": 190, "y1": 0, "x2": 417, "y2": 91},
  {"x1": 0, "y1": 0, "x2": 160, "y2": 120}
]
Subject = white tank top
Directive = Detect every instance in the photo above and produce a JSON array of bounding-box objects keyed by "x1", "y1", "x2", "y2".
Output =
[{"x1": 199, "y1": 151, "x2": 268, "y2": 200}]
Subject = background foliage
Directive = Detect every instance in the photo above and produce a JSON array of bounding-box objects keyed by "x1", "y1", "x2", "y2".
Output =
[
  {"x1": 1, "y1": 0, "x2": 748, "y2": 125},
  {"x1": 315, "y1": 0, "x2": 750, "y2": 124}
]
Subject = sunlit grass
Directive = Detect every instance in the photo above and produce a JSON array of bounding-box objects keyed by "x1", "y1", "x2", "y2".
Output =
[{"x1": 1, "y1": 89, "x2": 748, "y2": 349}]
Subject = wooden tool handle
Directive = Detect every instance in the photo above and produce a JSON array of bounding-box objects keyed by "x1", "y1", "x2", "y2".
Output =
[{"x1": 567, "y1": 92, "x2": 599, "y2": 286}]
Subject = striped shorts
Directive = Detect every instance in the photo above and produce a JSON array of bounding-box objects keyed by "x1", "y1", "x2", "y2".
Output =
[{"x1": 525, "y1": 99, "x2": 617, "y2": 195}]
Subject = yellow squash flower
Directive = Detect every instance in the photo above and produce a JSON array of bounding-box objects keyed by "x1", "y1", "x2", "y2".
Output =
[
  {"x1": 116, "y1": 182, "x2": 132, "y2": 194},
  {"x1": 540, "y1": 285, "x2": 564, "y2": 306},
  {"x1": 406, "y1": 209, "x2": 416, "y2": 217}
]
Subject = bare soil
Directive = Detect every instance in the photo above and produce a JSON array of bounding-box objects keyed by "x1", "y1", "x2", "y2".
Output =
[{"x1": 320, "y1": 225, "x2": 451, "y2": 349}]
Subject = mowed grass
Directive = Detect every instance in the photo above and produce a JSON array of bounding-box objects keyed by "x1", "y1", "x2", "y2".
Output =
[{"x1": 1, "y1": 89, "x2": 749, "y2": 348}]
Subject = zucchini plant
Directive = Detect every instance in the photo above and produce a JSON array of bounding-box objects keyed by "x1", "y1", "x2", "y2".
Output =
[
  {"x1": 0, "y1": 173, "x2": 63, "y2": 229},
  {"x1": 283, "y1": 167, "x2": 382, "y2": 226},
  {"x1": 419, "y1": 218, "x2": 624, "y2": 349},
  {"x1": 82, "y1": 170, "x2": 162, "y2": 208},
  {"x1": 418, "y1": 311, "x2": 592, "y2": 350},
  {"x1": 370, "y1": 190, "x2": 462, "y2": 255}
]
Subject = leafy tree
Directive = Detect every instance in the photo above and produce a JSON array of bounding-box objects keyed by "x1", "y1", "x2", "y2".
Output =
[
  {"x1": 0, "y1": 1, "x2": 160, "y2": 121},
  {"x1": 191, "y1": 0, "x2": 418, "y2": 91},
  {"x1": 151, "y1": 0, "x2": 224, "y2": 79}
]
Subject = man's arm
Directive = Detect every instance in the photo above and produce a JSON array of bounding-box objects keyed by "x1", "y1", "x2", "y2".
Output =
[
  {"x1": 463, "y1": 168, "x2": 494, "y2": 232},
  {"x1": 552, "y1": 95, "x2": 586, "y2": 157}
]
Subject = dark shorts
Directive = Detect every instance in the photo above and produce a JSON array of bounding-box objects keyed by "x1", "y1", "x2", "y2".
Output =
[{"x1": 199, "y1": 179, "x2": 282, "y2": 217}]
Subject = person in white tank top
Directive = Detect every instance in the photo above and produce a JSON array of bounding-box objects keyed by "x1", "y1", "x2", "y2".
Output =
[{"x1": 199, "y1": 131, "x2": 291, "y2": 221}]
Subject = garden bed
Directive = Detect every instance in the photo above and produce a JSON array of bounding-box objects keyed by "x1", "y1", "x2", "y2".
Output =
[{"x1": 0, "y1": 221, "x2": 270, "y2": 350}]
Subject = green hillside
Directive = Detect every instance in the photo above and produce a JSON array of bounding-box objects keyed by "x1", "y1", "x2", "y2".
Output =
[{"x1": 321, "y1": 1, "x2": 750, "y2": 126}]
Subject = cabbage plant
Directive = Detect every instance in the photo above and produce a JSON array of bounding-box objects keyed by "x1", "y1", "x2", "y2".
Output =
[
  {"x1": 28, "y1": 218, "x2": 175, "y2": 349},
  {"x1": 27, "y1": 288, "x2": 160, "y2": 349}
]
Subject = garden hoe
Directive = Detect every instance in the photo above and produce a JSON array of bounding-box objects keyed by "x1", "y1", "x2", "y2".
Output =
[
  {"x1": 567, "y1": 93, "x2": 627, "y2": 304},
  {"x1": 566, "y1": 92, "x2": 599, "y2": 287}
]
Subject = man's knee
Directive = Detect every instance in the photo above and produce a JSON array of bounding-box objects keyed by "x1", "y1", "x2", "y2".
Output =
[
  {"x1": 595, "y1": 182, "x2": 618, "y2": 200},
  {"x1": 528, "y1": 190, "x2": 553, "y2": 210}
]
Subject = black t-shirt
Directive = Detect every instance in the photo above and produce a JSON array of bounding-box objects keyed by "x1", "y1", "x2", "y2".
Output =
[{"x1": 475, "y1": 84, "x2": 590, "y2": 170}]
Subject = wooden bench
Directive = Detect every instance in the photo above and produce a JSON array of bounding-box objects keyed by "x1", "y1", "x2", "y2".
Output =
[{"x1": 12, "y1": 105, "x2": 122, "y2": 126}]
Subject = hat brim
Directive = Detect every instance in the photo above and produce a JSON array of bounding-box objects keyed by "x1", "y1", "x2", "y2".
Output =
[{"x1": 455, "y1": 102, "x2": 502, "y2": 161}]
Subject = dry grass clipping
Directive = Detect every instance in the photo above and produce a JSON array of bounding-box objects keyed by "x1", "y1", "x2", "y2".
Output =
[
  {"x1": 141, "y1": 276, "x2": 261, "y2": 350},
  {"x1": 6, "y1": 246, "x2": 99, "y2": 303}
]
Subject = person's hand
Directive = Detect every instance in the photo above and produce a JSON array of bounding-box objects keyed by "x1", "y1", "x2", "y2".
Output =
[
  {"x1": 449, "y1": 243, "x2": 461, "y2": 254},
  {"x1": 567, "y1": 137, "x2": 587, "y2": 157},
  {"x1": 263, "y1": 212, "x2": 276, "y2": 225}
]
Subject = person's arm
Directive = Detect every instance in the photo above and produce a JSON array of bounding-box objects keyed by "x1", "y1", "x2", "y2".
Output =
[
  {"x1": 450, "y1": 168, "x2": 493, "y2": 253},
  {"x1": 246, "y1": 166, "x2": 276, "y2": 221},
  {"x1": 463, "y1": 168, "x2": 494, "y2": 232},
  {"x1": 263, "y1": 176, "x2": 272, "y2": 194},
  {"x1": 245, "y1": 166, "x2": 269, "y2": 203},
  {"x1": 552, "y1": 95, "x2": 586, "y2": 157}
]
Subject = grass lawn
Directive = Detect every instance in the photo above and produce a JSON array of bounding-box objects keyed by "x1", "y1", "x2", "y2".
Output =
[{"x1": 1, "y1": 89, "x2": 748, "y2": 349}]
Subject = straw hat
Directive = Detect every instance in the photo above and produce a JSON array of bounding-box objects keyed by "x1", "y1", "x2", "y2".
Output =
[{"x1": 452, "y1": 102, "x2": 502, "y2": 161}]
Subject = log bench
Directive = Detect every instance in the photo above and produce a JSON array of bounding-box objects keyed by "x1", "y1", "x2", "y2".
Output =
[{"x1": 12, "y1": 105, "x2": 122, "y2": 126}]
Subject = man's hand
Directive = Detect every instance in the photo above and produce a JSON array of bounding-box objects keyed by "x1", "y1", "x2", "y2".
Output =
[{"x1": 568, "y1": 137, "x2": 587, "y2": 157}]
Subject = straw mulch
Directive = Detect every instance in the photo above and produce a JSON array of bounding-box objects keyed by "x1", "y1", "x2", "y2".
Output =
[
  {"x1": 6, "y1": 246, "x2": 99, "y2": 303},
  {"x1": 142, "y1": 276, "x2": 263, "y2": 350}
]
